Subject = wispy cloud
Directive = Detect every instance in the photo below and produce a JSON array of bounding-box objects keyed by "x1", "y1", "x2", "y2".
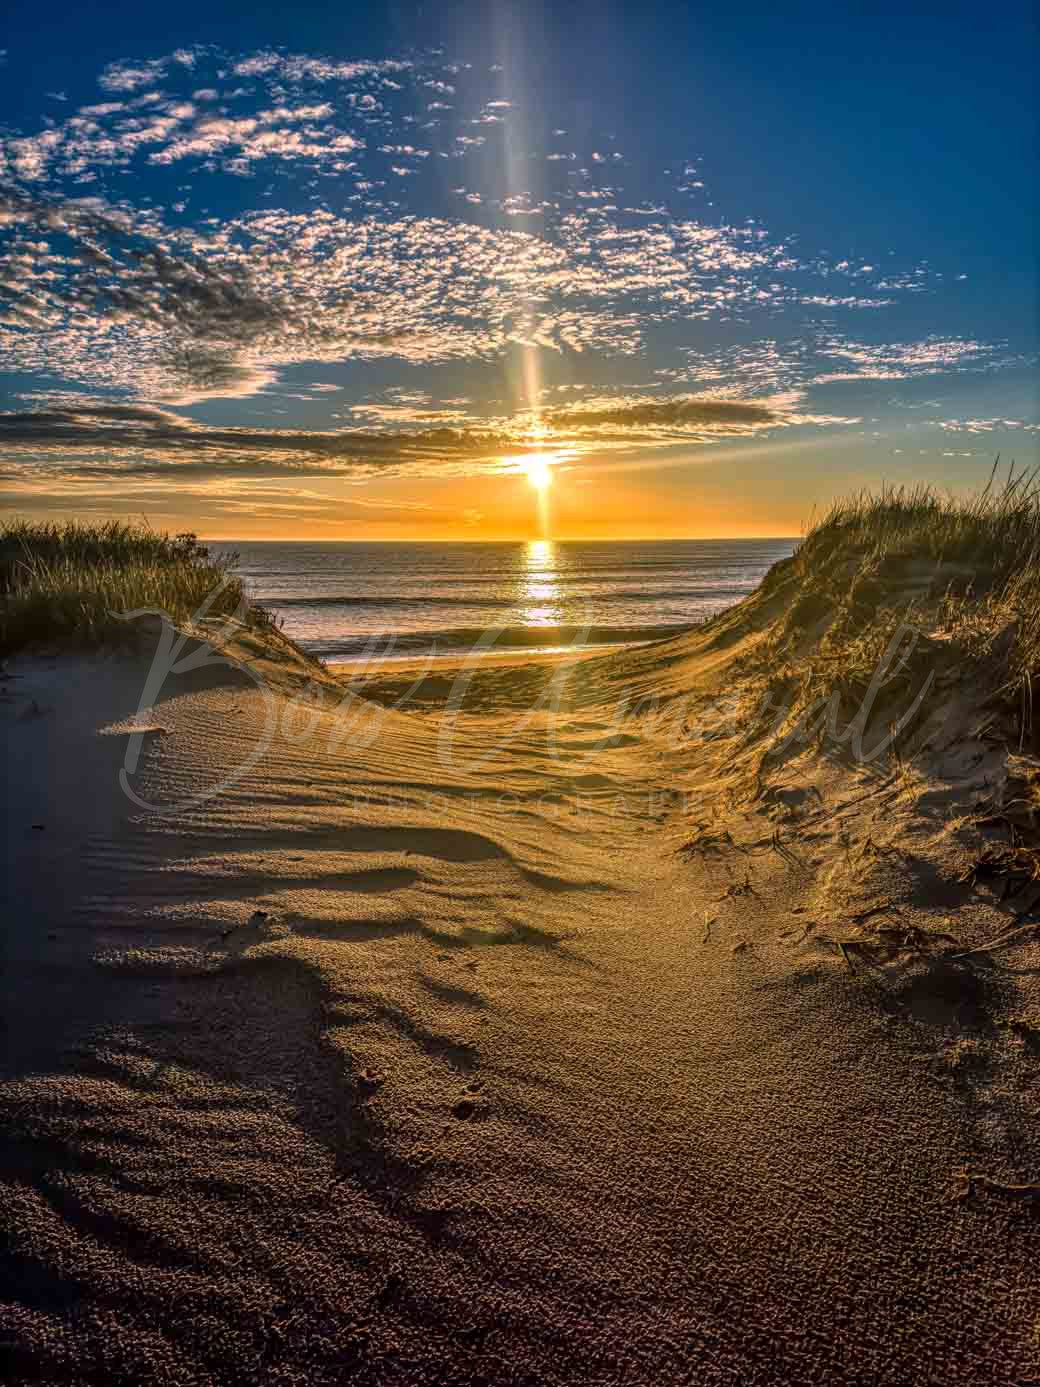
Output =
[
  {"x1": 939, "y1": 417, "x2": 1040, "y2": 434},
  {"x1": 0, "y1": 389, "x2": 809, "y2": 475},
  {"x1": 814, "y1": 337, "x2": 1009, "y2": 383}
]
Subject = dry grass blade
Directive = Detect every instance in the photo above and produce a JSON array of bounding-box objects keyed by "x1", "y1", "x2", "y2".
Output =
[
  {"x1": 951, "y1": 920, "x2": 1040, "y2": 959},
  {"x1": 769, "y1": 828, "x2": 812, "y2": 873},
  {"x1": 682, "y1": 823, "x2": 738, "y2": 856}
]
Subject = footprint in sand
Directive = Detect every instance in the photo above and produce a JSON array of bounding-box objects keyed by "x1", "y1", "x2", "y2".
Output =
[{"x1": 452, "y1": 1080, "x2": 485, "y2": 1120}]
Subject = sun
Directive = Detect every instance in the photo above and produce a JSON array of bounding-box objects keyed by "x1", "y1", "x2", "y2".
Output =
[{"x1": 524, "y1": 454, "x2": 554, "y2": 492}]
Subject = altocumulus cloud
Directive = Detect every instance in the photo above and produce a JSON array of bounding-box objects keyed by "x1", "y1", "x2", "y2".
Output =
[
  {"x1": 0, "y1": 43, "x2": 1014, "y2": 516},
  {"x1": 0, "y1": 47, "x2": 955, "y2": 411}
]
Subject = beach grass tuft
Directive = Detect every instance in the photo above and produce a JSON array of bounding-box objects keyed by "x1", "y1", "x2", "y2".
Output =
[
  {"x1": 791, "y1": 461, "x2": 1040, "y2": 639},
  {"x1": 749, "y1": 463, "x2": 1040, "y2": 734},
  {"x1": 0, "y1": 518, "x2": 268, "y2": 656}
]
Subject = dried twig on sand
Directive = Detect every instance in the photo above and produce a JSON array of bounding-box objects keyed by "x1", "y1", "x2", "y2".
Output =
[
  {"x1": 769, "y1": 828, "x2": 812, "y2": 873},
  {"x1": 951, "y1": 919, "x2": 1040, "y2": 958},
  {"x1": 717, "y1": 871, "x2": 755, "y2": 901},
  {"x1": 951, "y1": 1169, "x2": 1040, "y2": 1202},
  {"x1": 682, "y1": 823, "x2": 739, "y2": 856}
]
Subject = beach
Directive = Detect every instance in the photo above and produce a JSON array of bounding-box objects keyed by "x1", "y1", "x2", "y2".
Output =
[
  {"x1": 2, "y1": 8, "x2": 1037, "y2": 1380},
  {"x1": 3, "y1": 554, "x2": 1039, "y2": 1385}
]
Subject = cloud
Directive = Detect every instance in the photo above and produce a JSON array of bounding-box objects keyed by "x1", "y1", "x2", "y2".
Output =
[
  {"x1": 147, "y1": 112, "x2": 362, "y2": 168},
  {"x1": 3, "y1": 188, "x2": 679, "y2": 402},
  {"x1": 0, "y1": 402, "x2": 516, "y2": 480},
  {"x1": 0, "y1": 41, "x2": 1020, "y2": 523},
  {"x1": 0, "y1": 462, "x2": 485, "y2": 527},
  {"x1": 0, "y1": 391, "x2": 814, "y2": 495},
  {"x1": 544, "y1": 396, "x2": 775, "y2": 431},
  {"x1": 666, "y1": 335, "x2": 1026, "y2": 400},
  {"x1": 231, "y1": 52, "x2": 409, "y2": 83},
  {"x1": 0, "y1": 46, "x2": 959, "y2": 416},
  {"x1": 1, "y1": 89, "x2": 367, "y2": 183},
  {"x1": 94, "y1": 48, "x2": 409, "y2": 95},
  {"x1": 814, "y1": 336, "x2": 1007, "y2": 382},
  {"x1": 0, "y1": 190, "x2": 431, "y2": 403},
  {"x1": 347, "y1": 402, "x2": 475, "y2": 425},
  {"x1": 939, "y1": 417, "x2": 1040, "y2": 434},
  {"x1": 99, "y1": 58, "x2": 171, "y2": 93},
  {"x1": 800, "y1": 295, "x2": 894, "y2": 309}
]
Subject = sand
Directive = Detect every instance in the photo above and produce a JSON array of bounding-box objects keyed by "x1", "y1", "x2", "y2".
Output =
[{"x1": 1, "y1": 618, "x2": 1038, "y2": 1385}]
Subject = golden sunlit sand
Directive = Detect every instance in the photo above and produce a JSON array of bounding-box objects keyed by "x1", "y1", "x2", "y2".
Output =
[{"x1": 3, "y1": 487, "x2": 1040, "y2": 1383}]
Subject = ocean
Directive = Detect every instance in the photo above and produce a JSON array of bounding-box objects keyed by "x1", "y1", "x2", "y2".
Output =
[{"x1": 218, "y1": 538, "x2": 796, "y2": 664}]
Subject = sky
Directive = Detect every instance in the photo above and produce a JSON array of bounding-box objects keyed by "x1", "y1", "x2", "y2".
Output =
[{"x1": 0, "y1": 0, "x2": 1036, "y2": 540}]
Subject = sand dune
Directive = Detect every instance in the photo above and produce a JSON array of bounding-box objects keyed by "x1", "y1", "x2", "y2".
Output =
[{"x1": 2, "y1": 597, "x2": 1039, "y2": 1384}]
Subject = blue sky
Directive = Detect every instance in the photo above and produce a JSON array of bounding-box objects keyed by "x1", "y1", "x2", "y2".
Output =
[{"x1": 0, "y1": 0, "x2": 1036, "y2": 537}]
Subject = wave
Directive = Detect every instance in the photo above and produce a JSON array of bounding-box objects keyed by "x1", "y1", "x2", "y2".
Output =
[
  {"x1": 247, "y1": 566, "x2": 772, "y2": 586},
  {"x1": 238, "y1": 556, "x2": 790, "y2": 586},
  {"x1": 305, "y1": 622, "x2": 697, "y2": 660},
  {"x1": 265, "y1": 586, "x2": 754, "y2": 610}
]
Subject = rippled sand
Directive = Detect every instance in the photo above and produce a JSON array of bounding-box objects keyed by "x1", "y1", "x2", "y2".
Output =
[{"x1": 2, "y1": 621, "x2": 1037, "y2": 1384}]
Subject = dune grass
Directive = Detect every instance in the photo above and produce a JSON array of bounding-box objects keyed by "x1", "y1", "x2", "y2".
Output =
[
  {"x1": 734, "y1": 464, "x2": 1040, "y2": 756},
  {"x1": 0, "y1": 518, "x2": 268, "y2": 656},
  {"x1": 767, "y1": 463, "x2": 1039, "y2": 611},
  {"x1": 771, "y1": 464, "x2": 1040, "y2": 654}
]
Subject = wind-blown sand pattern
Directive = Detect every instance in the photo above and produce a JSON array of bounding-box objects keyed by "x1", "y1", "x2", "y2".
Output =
[{"x1": 2, "y1": 586, "x2": 1039, "y2": 1384}]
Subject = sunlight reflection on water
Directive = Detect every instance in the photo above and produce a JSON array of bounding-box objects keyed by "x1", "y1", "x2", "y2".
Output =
[
  {"x1": 227, "y1": 538, "x2": 797, "y2": 660},
  {"x1": 522, "y1": 539, "x2": 563, "y2": 626}
]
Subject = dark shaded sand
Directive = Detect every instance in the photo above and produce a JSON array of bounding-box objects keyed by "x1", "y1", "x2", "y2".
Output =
[{"x1": 1, "y1": 612, "x2": 1038, "y2": 1385}]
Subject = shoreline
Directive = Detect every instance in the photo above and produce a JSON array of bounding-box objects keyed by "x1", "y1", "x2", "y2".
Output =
[
  {"x1": 329, "y1": 640, "x2": 646, "y2": 714},
  {"x1": 327, "y1": 639, "x2": 635, "y2": 673},
  {"x1": 235, "y1": 535, "x2": 797, "y2": 674}
]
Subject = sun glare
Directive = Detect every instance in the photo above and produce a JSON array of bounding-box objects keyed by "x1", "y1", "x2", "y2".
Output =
[
  {"x1": 524, "y1": 455, "x2": 554, "y2": 492},
  {"x1": 500, "y1": 450, "x2": 559, "y2": 537}
]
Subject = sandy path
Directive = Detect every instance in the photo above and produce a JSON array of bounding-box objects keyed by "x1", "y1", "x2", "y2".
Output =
[{"x1": 1, "y1": 645, "x2": 1037, "y2": 1385}]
